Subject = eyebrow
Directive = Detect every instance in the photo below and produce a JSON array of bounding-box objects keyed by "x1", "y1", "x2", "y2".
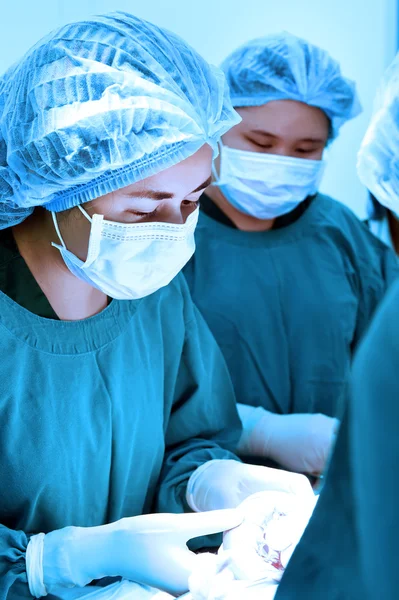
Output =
[
  {"x1": 127, "y1": 176, "x2": 212, "y2": 201},
  {"x1": 250, "y1": 129, "x2": 326, "y2": 143}
]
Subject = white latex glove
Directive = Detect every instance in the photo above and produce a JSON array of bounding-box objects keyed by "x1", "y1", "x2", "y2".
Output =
[
  {"x1": 237, "y1": 404, "x2": 339, "y2": 475},
  {"x1": 223, "y1": 491, "x2": 318, "y2": 582},
  {"x1": 186, "y1": 460, "x2": 314, "y2": 513},
  {"x1": 27, "y1": 510, "x2": 242, "y2": 598},
  {"x1": 187, "y1": 489, "x2": 317, "y2": 600}
]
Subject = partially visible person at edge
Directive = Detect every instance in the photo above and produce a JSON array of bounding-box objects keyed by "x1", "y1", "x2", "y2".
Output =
[
  {"x1": 0, "y1": 14, "x2": 313, "y2": 600},
  {"x1": 365, "y1": 192, "x2": 399, "y2": 255},
  {"x1": 275, "y1": 50, "x2": 399, "y2": 600},
  {"x1": 363, "y1": 74, "x2": 399, "y2": 255},
  {"x1": 183, "y1": 32, "x2": 399, "y2": 479}
]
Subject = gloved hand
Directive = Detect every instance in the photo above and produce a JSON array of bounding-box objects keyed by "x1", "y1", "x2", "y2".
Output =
[
  {"x1": 27, "y1": 510, "x2": 242, "y2": 598},
  {"x1": 222, "y1": 491, "x2": 318, "y2": 582},
  {"x1": 237, "y1": 404, "x2": 339, "y2": 475},
  {"x1": 186, "y1": 459, "x2": 314, "y2": 513},
  {"x1": 188, "y1": 552, "x2": 279, "y2": 600}
]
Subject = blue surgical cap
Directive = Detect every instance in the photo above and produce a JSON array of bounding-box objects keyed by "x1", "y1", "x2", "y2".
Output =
[
  {"x1": 357, "y1": 52, "x2": 399, "y2": 214},
  {"x1": 0, "y1": 12, "x2": 240, "y2": 229},
  {"x1": 221, "y1": 32, "x2": 361, "y2": 139}
]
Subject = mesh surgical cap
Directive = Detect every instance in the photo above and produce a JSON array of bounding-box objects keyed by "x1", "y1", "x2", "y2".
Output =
[
  {"x1": 221, "y1": 32, "x2": 361, "y2": 140},
  {"x1": 357, "y1": 52, "x2": 399, "y2": 214},
  {"x1": 0, "y1": 11, "x2": 240, "y2": 229}
]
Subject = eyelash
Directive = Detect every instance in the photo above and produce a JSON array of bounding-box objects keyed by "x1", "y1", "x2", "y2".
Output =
[
  {"x1": 252, "y1": 141, "x2": 273, "y2": 149},
  {"x1": 128, "y1": 206, "x2": 160, "y2": 218},
  {"x1": 250, "y1": 139, "x2": 317, "y2": 154},
  {"x1": 128, "y1": 200, "x2": 199, "y2": 219}
]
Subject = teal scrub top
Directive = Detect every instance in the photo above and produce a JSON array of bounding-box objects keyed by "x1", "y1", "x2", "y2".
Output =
[
  {"x1": 275, "y1": 278, "x2": 399, "y2": 600},
  {"x1": 0, "y1": 230, "x2": 241, "y2": 599},
  {"x1": 184, "y1": 193, "x2": 399, "y2": 419}
]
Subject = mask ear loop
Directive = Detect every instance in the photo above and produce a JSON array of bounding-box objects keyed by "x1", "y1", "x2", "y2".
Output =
[
  {"x1": 51, "y1": 205, "x2": 91, "y2": 249},
  {"x1": 51, "y1": 205, "x2": 102, "y2": 267},
  {"x1": 77, "y1": 204, "x2": 92, "y2": 221},
  {"x1": 51, "y1": 212, "x2": 66, "y2": 249},
  {"x1": 78, "y1": 205, "x2": 103, "y2": 266},
  {"x1": 211, "y1": 162, "x2": 219, "y2": 183}
]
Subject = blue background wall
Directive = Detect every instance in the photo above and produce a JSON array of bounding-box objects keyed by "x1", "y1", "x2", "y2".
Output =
[{"x1": 0, "y1": 0, "x2": 397, "y2": 216}]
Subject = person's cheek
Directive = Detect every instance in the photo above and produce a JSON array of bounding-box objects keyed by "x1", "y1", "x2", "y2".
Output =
[
  {"x1": 222, "y1": 129, "x2": 248, "y2": 152},
  {"x1": 312, "y1": 147, "x2": 326, "y2": 160}
]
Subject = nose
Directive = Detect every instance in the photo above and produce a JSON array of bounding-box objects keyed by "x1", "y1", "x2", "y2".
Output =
[
  {"x1": 159, "y1": 202, "x2": 186, "y2": 225},
  {"x1": 268, "y1": 147, "x2": 290, "y2": 157},
  {"x1": 167, "y1": 212, "x2": 185, "y2": 225}
]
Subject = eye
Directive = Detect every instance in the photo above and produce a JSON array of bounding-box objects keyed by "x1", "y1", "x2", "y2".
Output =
[
  {"x1": 128, "y1": 206, "x2": 160, "y2": 218},
  {"x1": 296, "y1": 148, "x2": 316, "y2": 155},
  {"x1": 182, "y1": 199, "x2": 200, "y2": 207},
  {"x1": 244, "y1": 135, "x2": 274, "y2": 150},
  {"x1": 252, "y1": 140, "x2": 273, "y2": 150}
]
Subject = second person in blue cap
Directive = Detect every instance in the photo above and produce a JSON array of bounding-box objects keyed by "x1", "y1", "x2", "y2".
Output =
[{"x1": 184, "y1": 32, "x2": 399, "y2": 479}]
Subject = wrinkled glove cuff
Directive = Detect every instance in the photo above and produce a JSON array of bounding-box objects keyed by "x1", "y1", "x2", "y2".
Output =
[{"x1": 26, "y1": 533, "x2": 48, "y2": 598}]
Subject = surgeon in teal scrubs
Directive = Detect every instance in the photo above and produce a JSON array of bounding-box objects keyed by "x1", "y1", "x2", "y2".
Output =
[
  {"x1": 184, "y1": 33, "x2": 399, "y2": 477},
  {"x1": 0, "y1": 14, "x2": 312, "y2": 600},
  {"x1": 276, "y1": 52, "x2": 399, "y2": 599}
]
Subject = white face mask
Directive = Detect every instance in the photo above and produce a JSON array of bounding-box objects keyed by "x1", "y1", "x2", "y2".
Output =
[
  {"x1": 213, "y1": 144, "x2": 326, "y2": 219},
  {"x1": 51, "y1": 206, "x2": 199, "y2": 300}
]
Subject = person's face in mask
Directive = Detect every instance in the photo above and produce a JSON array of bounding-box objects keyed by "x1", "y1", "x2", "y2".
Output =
[
  {"x1": 221, "y1": 100, "x2": 329, "y2": 160},
  {"x1": 57, "y1": 144, "x2": 213, "y2": 262},
  {"x1": 16, "y1": 144, "x2": 213, "y2": 306},
  {"x1": 209, "y1": 101, "x2": 330, "y2": 231}
]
